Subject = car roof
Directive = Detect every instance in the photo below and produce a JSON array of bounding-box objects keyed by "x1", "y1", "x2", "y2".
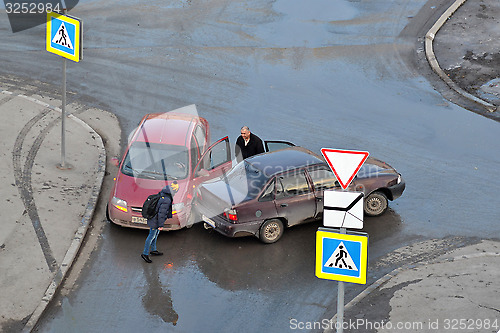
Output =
[
  {"x1": 133, "y1": 112, "x2": 204, "y2": 146},
  {"x1": 245, "y1": 147, "x2": 324, "y2": 177}
]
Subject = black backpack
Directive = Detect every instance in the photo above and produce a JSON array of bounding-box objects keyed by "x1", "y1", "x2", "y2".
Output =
[{"x1": 141, "y1": 192, "x2": 161, "y2": 219}]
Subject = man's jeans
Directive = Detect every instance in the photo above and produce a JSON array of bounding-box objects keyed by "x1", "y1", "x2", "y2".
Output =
[{"x1": 143, "y1": 228, "x2": 160, "y2": 255}]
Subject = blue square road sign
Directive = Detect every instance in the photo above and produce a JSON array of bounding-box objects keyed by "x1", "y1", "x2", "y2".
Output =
[
  {"x1": 46, "y1": 12, "x2": 82, "y2": 62},
  {"x1": 315, "y1": 229, "x2": 368, "y2": 284}
]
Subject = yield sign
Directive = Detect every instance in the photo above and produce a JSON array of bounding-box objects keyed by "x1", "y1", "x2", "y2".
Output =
[{"x1": 321, "y1": 148, "x2": 369, "y2": 190}]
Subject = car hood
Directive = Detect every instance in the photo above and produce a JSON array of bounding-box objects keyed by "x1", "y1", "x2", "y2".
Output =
[
  {"x1": 356, "y1": 157, "x2": 398, "y2": 178},
  {"x1": 112, "y1": 172, "x2": 186, "y2": 207}
]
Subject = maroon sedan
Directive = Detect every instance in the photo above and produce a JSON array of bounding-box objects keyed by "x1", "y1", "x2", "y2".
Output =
[{"x1": 196, "y1": 146, "x2": 405, "y2": 243}]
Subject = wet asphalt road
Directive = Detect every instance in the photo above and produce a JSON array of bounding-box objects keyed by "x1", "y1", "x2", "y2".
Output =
[{"x1": 1, "y1": 0, "x2": 500, "y2": 332}]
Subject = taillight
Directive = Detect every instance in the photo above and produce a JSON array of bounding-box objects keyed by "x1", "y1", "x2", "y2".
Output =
[{"x1": 224, "y1": 209, "x2": 238, "y2": 222}]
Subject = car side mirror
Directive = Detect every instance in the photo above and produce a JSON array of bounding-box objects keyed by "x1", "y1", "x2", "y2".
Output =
[
  {"x1": 197, "y1": 169, "x2": 210, "y2": 177},
  {"x1": 111, "y1": 157, "x2": 119, "y2": 167}
]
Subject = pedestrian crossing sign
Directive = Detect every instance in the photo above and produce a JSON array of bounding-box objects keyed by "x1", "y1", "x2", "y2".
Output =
[
  {"x1": 46, "y1": 12, "x2": 82, "y2": 62},
  {"x1": 315, "y1": 229, "x2": 368, "y2": 284}
]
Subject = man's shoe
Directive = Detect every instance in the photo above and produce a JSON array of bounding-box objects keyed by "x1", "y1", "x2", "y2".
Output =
[
  {"x1": 141, "y1": 254, "x2": 152, "y2": 263},
  {"x1": 150, "y1": 250, "x2": 163, "y2": 256}
]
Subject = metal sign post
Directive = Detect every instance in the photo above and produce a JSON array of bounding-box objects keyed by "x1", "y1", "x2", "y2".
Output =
[
  {"x1": 46, "y1": 6, "x2": 82, "y2": 169},
  {"x1": 315, "y1": 229, "x2": 368, "y2": 332},
  {"x1": 336, "y1": 227, "x2": 346, "y2": 333},
  {"x1": 60, "y1": 6, "x2": 67, "y2": 169},
  {"x1": 337, "y1": 183, "x2": 348, "y2": 333},
  {"x1": 60, "y1": 52, "x2": 67, "y2": 168},
  {"x1": 317, "y1": 148, "x2": 370, "y2": 333}
]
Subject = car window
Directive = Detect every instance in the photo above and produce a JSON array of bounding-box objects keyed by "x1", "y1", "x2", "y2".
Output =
[
  {"x1": 264, "y1": 141, "x2": 295, "y2": 153},
  {"x1": 308, "y1": 168, "x2": 338, "y2": 191},
  {"x1": 259, "y1": 179, "x2": 275, "y2": 202},
  {"x1": 190, "y1": 136, "x2": 200, "y2": 173},
  {"x1": 276, "y1": 170, "x2": 311, "y2": 198},
  {"x1": 199, "y1": 139, "x2": 229, "y2": 170}
]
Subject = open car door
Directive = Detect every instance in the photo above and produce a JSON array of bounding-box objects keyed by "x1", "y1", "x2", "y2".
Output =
[
  {"x1": 193, "y1": 136, "x2": 232, "y2": 186},
  {"x1": 264, "y1": 140, "x2": 296, "y2": 153},
  {"x1": 185, "y1": 137, "x2": 232, "y2": 227}
]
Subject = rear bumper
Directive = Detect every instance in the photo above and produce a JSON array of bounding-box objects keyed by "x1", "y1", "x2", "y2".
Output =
[{"x1": 202, "y1": 214, "x2": 261, "y2": 238}]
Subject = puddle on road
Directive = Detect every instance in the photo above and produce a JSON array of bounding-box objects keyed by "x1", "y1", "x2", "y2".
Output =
[
  {"x1": 478, "y1": 77, "x2": 500, "y2": 104},
  {"x1": 255, "y1": 0, "x2": 359, "y2": 47},
  {"x1": 274, "y1": 0, "x2": 358, "y2": 22}
]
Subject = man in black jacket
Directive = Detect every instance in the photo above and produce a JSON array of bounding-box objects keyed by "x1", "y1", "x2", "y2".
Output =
[
  {"x1": 235, "y1": 126, "x2": 264, "y2": 161},
  {"x1": 141, "y1": 182, "x2": 178, "y2": 263}
]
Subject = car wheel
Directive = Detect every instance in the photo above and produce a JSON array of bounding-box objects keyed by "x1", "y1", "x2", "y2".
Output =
[
  {"x1": 364, "y1": 191, "x2": 388, "y2": 217},
  {"x1": 259, "y1": 219, "x2": 284, "y2": 244}
]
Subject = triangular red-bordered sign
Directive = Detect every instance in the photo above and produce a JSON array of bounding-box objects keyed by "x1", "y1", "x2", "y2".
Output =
[{"x1": 321, "y1": 148, "x2": 369, "y2": 190}]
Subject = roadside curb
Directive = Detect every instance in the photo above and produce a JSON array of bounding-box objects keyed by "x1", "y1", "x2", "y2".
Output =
[
  {"x1": 424, "y1": 0, "x2": 497, "y2": 113},
  {"x1": 323, "y1": 250, "x2": 500, "y2": 333},
  {"x1": 0, "y1": 90, "x2": 108, "y2": 333}
]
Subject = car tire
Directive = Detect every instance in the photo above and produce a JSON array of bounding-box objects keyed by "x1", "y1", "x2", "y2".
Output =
[
  {"x1": 259, "y1": 219, "x2": 284, "y2": 244},
  {"x1": 364, "y1": 191, "x2": 388, "y2": 217}
]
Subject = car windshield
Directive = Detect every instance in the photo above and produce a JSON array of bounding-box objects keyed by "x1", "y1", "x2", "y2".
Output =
[
  {"x1": 224, "y1": 160, "x2": 269, "y2": 201},
  {"x1": 121, "y1": 142, "x2": 189, "y2": 180}
]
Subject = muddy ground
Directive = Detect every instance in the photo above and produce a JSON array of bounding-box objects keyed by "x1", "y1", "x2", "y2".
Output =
[{"x1": 433, "y1": 0, "x2": 500, "y2": 116}]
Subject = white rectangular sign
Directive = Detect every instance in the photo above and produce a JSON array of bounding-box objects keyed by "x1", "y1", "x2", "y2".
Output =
[{"x1": 323, "y1": 190, "x2": 364, "y2": 229}]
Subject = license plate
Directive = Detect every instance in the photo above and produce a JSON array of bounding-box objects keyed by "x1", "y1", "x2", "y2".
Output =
[
  {"x1": 202, "y1": 214, "x2": 216, "y2": 228},
  {"x1": 132, "y1": 216, "x2": 147, "y2": 224}
]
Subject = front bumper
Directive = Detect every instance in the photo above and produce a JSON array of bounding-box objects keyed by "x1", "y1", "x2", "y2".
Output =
[
  {"x1": 388, "y1": 180, "x2": 405, "y2": 200},
  {"x1": 108, "y1": 204, "x2": 182, "y2": 230},
  {"x1": 109, "y1": 217, "x2": 182, "y2": 231}
]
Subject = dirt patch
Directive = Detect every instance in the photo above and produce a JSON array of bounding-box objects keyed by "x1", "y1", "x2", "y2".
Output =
[
  {"x1": 444, "y1": 51, "x2": 500, "y2": 98},
  {"x1": 432, "y1": 0, "x2": 500, "y2": 119}
]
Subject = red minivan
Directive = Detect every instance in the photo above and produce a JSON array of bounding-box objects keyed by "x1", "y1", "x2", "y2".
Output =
[{"x1": 107, "y1": 105, "x2": 232, "y2": 230}]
